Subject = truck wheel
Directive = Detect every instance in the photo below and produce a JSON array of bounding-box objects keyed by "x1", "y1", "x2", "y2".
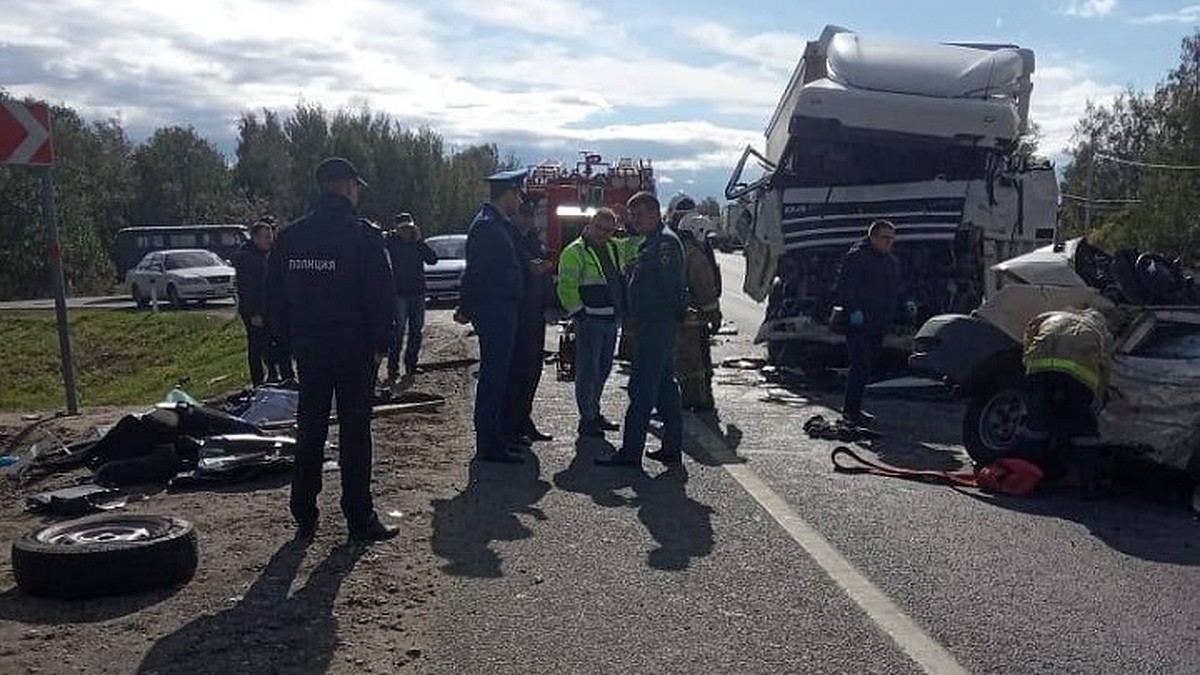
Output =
[
  {"x1": 12, "y1": 514, "x2": 198, "y2": 600},
  {"x1": 963, "y1": 384, "x2": 1028, "y2": 466}
]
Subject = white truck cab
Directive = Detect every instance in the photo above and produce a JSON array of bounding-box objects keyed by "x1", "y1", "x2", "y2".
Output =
[{"x1": 727, "y1": 25, "x2": 1058, "y2": 373}]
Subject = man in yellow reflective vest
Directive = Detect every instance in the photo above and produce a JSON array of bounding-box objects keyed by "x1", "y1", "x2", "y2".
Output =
[
  {"x1": 1020, "y1": 307, "x2": 1113, "y2": 498},
  {"x1": 557, "y1": 208, "x2": 639, "y2": 439}
]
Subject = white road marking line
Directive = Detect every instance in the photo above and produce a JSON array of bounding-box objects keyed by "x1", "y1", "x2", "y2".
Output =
[{"x1": 685, "y1": 416, "x2": 970, "y2": 675}]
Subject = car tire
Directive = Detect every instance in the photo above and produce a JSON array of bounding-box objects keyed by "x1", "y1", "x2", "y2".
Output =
[
  {"x1": 166, "y1": 284, "x2": 182, "y2": 309},
  {"x1": 963, "y1": 383, "x2": 1029, "y2": 466},
  {"x1": 132, "y1": 285, "x2": 148, "y2": 309},
  {"x1": 12, "y1": 514, "x2": 198, "y2": 600}
]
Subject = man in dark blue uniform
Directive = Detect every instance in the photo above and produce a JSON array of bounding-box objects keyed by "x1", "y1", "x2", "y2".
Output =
[
  {"x1": 501, "y1": 198, "x2": 554, "y2": 450},
  {"x1": 834, "y1": 219, "x2": 904, "y2": 426},
  {"x1": 454, "y1": 169, "x2": 527, "y2": 463},
  {"x1": 266, "y1": 157, "x2": 399, "y2": 542},
  {"x1": 596, "y1": 191, "x2": 687, "y2": 467}
]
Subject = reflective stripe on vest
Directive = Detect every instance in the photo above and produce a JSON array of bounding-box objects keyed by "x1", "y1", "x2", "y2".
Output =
[{"x1": 1026, "y1": 357, "x2": 1100, "y2": 392}]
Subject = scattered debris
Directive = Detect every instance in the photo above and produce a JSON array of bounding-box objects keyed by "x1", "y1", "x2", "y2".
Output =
[
  {"x1": 721, "y1": 357, "x2": 767, "y2": 370},
  {"x1": 804, "y1": 415, "x2": 881, "y2": 442},
  {"x1": 761, "y1": 388, "x2": 811, "y2": 406}
]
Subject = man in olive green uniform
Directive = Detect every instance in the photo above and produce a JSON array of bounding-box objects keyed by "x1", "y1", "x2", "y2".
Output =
[{"x1": 596, "y1": 192, "x2": 687, "y2": 467}]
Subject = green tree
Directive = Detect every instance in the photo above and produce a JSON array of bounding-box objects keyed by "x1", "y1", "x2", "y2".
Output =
[
  {"x1": 132, "y1": 126, "x2": 233, "y2": 224},
  {"x1": 1061, "y1": 29, "x2": 1200, "y2": 260},
  {"x1": 235, "y1": 109, "x2": 294, "y2": 220}
]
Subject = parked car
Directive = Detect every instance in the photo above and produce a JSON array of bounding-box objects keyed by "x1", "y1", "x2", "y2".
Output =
[
  {"x1": 111, "y1": 224, "x2": 248, "y2": 282},
  {"x1": 423, "y1": 234, "x2": 467, "y2": 304},
  {"x1": 126, "y1": 249, "x2": 236, "y2": 308},
  {"x1": 909, "y1": 238, "x2": 1200, "y2": 480}
]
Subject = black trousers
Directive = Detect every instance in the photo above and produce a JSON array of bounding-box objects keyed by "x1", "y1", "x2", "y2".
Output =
[
  {"x1": 843, "y1": 328, "x2": 883, "y2": 417},
  {"x1": 501, "y1": 306, "x2": 546, "y2": 439},
  {"x1": 290, "y1": 348, "x2": 376, "y2": 530},
  {"x1": 243, "y1": 317, "x2": 295, "y2": 386}
]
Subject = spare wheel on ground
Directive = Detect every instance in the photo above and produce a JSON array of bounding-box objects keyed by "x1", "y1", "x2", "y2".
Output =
[{"x1": 12, "y1": 514, "x2": 198, "y2": 600}]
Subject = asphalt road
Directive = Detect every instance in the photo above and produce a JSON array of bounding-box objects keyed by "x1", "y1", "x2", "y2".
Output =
[{"x1": 429, "y1": 250, "x2": 1200, "y2": 674}]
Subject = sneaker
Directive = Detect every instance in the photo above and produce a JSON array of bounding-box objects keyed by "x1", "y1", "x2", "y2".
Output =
[
  {"x1": 474, "y1": 449, "x2": 525, "y2": 464},
  {"x1": 598, "y1": 416, "x2": 620, "y2": 432},
  {"x1": 349, "y1": 519, "x2": 400, "y2": 543}
]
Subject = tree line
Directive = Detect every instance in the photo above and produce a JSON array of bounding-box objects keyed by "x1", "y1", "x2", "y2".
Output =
[
  {"x1": 0, "y1": 98, "x2": 510, "y2": 300},
  {"x1": 1059, "y1": 29, "x2": 1200, "y2": 262}
]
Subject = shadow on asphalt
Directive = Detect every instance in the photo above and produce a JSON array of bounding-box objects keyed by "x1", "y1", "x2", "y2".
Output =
[
  {"x1": 553, "y1": 440, "x2": 715, "y2": 571},
  {"x1": 959, "y1": 490, "x2": 1200, "y2": 566},
  {"x1": 430, "y1": 454, "x2": 551, "y2": 578},
  {"x1": 136, "y1": 540, "x2": 363, "y2": 674}
]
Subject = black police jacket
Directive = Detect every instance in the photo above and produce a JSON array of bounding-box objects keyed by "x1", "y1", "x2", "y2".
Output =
[
  {"x1": 459, "y1": 202, "x2": 524, "y2": 317},
  {"x1": 265, "y1": 193, "x2": 396, "y2": 356},
  {"x1": 383, "y1": 236, "x2": 438, "y2": 296},
  {"x1": 232, "y1": 242, "x2": 268, "y2": 319},
  {"x1": 835, "y1": 237, "x2": 901, "y2": 333}
]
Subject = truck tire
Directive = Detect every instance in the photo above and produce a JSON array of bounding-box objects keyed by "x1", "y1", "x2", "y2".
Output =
[
  {"x1": 12, "y1": 514, "x2": 198, "y2": 600},
  {"x1": 963, "y1": 384, "x2": 1028, "y2": 466}
]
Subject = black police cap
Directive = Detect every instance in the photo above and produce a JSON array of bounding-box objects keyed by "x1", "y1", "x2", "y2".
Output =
[{"x1": 315, "y1": 157, "x2": 368, "y2": 187}]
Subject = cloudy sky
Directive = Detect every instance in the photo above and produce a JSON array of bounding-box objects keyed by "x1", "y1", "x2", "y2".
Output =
[{"x1": 2, "y1": 0, "x2": 1197, "y2": 200}]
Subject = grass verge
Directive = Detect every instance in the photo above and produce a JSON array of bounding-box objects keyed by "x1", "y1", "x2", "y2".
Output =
[{"x1": 0, "y1": 309, "x2": 249, "y2": 411}]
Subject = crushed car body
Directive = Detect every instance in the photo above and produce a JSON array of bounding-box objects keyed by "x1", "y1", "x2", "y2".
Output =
[{"x1": 909, "y1": 237, "x2": 1200, "y2": 478}]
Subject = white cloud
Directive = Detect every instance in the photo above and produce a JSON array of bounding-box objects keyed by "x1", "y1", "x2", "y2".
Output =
[
  {"x1": 1130, "y1": 4, "x2": 1200, "y2": 24},
  {"x1": 1064, "y1": 0, "x2": 1118, "y2": 17},
  {"x1": 446, "y1": 0, "x2": 603, "y2": 37},
  {"x1": 1030, "y1": 61, "x2": 1124, "y2": 155},
  {"x1": 683, "y1": 22, "x2": 807, "y2": 72}
]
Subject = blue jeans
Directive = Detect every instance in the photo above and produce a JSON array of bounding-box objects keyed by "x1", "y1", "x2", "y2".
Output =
[
  {"x1": 388, "y1": 294, "x2": 426, "y2": 375},
  {"x1": 574, "y1": 316, "x2": 618, "y2": 427}
]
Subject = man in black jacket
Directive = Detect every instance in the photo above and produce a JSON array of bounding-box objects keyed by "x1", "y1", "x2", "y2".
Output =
[
  {"x1": 835, "y1": 220, "x2": 902, "y2": 426},
  {"x1": 383, "y1": 213, "x2": 438, "y2": 380},
  {"x1": 234, "y1": 221, "x2": 279, "y2": 386},
  {"x1": 266, "y1": 157, "x2": 398, "y2": 543}
]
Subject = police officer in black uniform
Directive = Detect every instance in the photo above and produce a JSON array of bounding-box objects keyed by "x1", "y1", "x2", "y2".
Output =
[
  {"x1": 501, "y1": 198, "x2": 554, "y2": 450},
  {"x1": 266, "y1": 157, "x2": 399, "y2": 542}
]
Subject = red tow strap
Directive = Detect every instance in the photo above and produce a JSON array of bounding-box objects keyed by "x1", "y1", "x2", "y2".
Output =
[{"x1": 831, "y1": 446, "x2": 980, "y2": 489}]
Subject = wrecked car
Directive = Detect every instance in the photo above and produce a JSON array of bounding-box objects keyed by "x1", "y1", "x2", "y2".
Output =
[{"x1": 909, "y1": 237, "x2": 1200, "y2": 479}]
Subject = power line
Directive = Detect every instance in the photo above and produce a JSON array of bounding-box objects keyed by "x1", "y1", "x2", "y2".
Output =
[{"x1": 1095, "y1": 152, "x2": 1200, "y2": 171}]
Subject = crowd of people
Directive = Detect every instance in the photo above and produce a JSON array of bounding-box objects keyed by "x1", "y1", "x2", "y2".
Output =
[
  {"x1": 228, "y1": 156, "x2": 728, "y2": 542},
  {"x1": 227, "y1": 154, "x2": 1118, "y2": 543}
]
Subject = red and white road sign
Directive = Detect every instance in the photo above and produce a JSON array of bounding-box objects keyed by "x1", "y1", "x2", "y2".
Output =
[{"x1": 0, "y1": 101, "x2": 53, "y2": 166}]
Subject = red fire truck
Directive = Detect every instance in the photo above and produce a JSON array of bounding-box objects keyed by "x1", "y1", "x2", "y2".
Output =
[
  {"x1": 524, "y1": 151, "x2": 656, "y2": 268},
  {"x1": 523, "y1": 152, "x2": 655, "y2": 380}
]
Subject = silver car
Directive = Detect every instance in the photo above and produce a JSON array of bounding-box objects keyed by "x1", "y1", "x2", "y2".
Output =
[
  {"x1": 424, "y1": 235, "x2": 467, "y2": 304},
  {"x1": 126, "y1": 249, "x2": 236, "y2": 308}
]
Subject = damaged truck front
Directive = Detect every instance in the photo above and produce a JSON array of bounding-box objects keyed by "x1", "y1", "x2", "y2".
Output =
[{"x1": 727, "y1": 24, "x2": 1058, "y2": 373}]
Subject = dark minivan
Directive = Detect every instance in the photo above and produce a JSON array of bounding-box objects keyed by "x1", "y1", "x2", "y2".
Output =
[{"x1": 112, "y1": 225, "x2": 249, "y2": 282}]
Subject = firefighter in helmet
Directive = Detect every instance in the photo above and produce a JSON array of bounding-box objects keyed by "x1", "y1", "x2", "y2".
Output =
[{"x1": 667, "y1": 193, "x2": 722, "y2": 411}]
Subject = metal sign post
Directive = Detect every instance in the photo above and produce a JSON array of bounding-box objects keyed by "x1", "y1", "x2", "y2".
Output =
[
  {"x1": 1, "y1": 100, "x2": 77, "y2": 414},
  {"x1": 41, "y1": 166, "x2": 79, "y2": 414}
]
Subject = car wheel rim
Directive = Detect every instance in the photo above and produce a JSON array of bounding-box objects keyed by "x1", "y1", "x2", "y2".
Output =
[
  {"x1": 979, "y1": 390, "x2": 1025, "y2": 450},
  {"x1": 39, "y1": 517, "x2": 172, "y2": 546}
]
